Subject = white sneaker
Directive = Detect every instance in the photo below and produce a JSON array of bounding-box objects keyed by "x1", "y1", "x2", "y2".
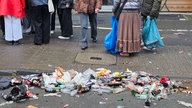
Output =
[
  {"x1": 141, "y1": 41, "x2": 144, "y2": 47},
  {"x1": 50, "y1": 30, "x2": 54, "y2": 34},
  {"x1": 143, "y1": 46, "x2": 156, "y2": 51},
  {"x1": 58, "y1": 36, "x2": 70, "y2": 40}
]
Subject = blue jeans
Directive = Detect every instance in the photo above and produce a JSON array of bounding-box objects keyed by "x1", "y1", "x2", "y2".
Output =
[{"x1": 79, "y1": 13, "x2": 97, "y2": 48}]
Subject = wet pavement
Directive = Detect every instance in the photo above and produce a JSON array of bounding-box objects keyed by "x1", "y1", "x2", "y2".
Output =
[{"x1": 0, "y1": 13, "x2": 192, "y2": 108}]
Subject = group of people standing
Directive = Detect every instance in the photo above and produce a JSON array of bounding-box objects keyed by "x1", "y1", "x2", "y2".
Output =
[
  {"x1": 112, "y1": 0, "x2": 162, "y2": 56},
  {"x1": 0, "y1": 0, "x2": 162, "y2": 54},
  {"x1": 0, "y1": 0, "x2": 102, "y2": 49},
  {"x1": 0, "y1": 0, "x2": 51, "y2": 45}
]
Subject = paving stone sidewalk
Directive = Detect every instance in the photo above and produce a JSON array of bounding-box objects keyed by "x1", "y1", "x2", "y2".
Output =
[{"x1": 0, "y1": 13, "x2": 192, "y2": 80}]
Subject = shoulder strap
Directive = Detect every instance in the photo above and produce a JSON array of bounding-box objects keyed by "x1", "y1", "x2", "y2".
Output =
[
  {"x1": 122, "y1": 0, "x2": 128, "y2": 8},
  {"x1": 119, "y1": 0, "x2": 128, "y2": 13}
]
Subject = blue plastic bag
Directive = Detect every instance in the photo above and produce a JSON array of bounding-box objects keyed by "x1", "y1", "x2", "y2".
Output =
[
  {"x1": 104, "y1": 16, "x2": 119, "y2": 54},
  {"x1": 142, "y1": 16, "x2": 164, "y2": 49}
]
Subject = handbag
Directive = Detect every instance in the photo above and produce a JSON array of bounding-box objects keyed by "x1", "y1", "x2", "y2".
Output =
[{"x1": 114, "y1": 0, "x2": 128, "y2": 20}]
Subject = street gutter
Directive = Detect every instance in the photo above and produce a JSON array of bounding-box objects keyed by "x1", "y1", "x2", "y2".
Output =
[{"x1": 0, "y1": 69, "x2": 192, "y2": 81}]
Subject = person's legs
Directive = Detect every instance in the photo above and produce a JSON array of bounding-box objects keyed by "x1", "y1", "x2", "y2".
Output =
[
  {"x1": 50, "y1": 0, "x2": 57, "y2": 32},
  {"x1": 51, "y1": 11, "x2": 56, "y2": 32},
  {"x1": 42, "y1": 5, "x2": 50, "y2": 44},
  {"x1": 28, "y1": 1, "x2": 35, "y2": 34},
  {"x1": 4, "y1": 15, "x2": 13, "y2": 42},
  {"x1": 57, "y1": 8, "x2": 63, "y2": 31},
  {"x1": 88, "y1": 13, "x2": 97, "y2": 42},
  {"x1": 58, "y1": 8, "x2": 74, "y2": 40},
  {"x1": 0, "y1": 16, "x2": 5, "y2": 36},
  {"x1": 80, "y1": 13, "x2": 89, "y2": 49},
  {"x1": 22, "y1": 7, "x2": 32, "y2": 34},
  {"x1": 12, "y1": 16, "x2": 22, "y2": 42},
  {"x1": 60, "y1": 8, "x2": 72, "y2": 37},
  {"x1": 33, "y1": 6, "x2": 43, "y2": 45}
]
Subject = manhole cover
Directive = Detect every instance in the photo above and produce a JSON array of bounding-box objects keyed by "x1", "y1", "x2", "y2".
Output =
[{"x1": 75, "y1": 52, "x2": 116, "y2": 65}]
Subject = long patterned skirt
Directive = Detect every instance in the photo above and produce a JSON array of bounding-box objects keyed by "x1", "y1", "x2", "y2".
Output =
[{"x1": 116, "y1": 12, "x2": 141, "y2": 53}]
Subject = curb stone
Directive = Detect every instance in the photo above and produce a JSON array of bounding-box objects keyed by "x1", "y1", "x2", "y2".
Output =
[
  {"x1": 0, "y1": 69, "x2": 53, "y2": 76},
  {"x1": 0, "y1": 70, "x2": 192, "y2": 81}
]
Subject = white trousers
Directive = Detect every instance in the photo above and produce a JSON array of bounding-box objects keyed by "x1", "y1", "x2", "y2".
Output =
[{"x1": 4, "y1": 15, "x2": 22, "y2": 41}]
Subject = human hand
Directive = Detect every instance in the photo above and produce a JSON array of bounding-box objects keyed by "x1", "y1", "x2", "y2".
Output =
[
  {"x1": 74, "y1": 11, "x2": 78, "y2": 14},
  {"x1": 150, "y1": 16, "x2": 154, "y2": 19},
  {"x1": 66, "y1": 3, "x2": 69, "y2": 8},
  {"x1": 95, "y1": 8, "x2": 100, "y2": 13},
  {"x1": 138, "y1": 12, "x2": 141, "y2": 16}
]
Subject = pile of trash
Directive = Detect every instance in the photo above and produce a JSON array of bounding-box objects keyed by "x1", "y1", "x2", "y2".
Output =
[{"x1": 0, "y1": 67, "x2": 191, "y2": 107}]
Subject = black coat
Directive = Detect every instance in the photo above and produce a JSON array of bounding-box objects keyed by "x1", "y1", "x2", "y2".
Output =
[
  {"x1": 141, "y1": 0, "x2": 162, "y2": 18},
  {"x1": 58, "y1": 0, "x2": 73, "y2": 9}
]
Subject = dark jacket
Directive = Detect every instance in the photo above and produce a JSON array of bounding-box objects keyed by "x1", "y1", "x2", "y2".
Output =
[
  {"x1": 141, "y1": 0, "x2": 162, "y2": 18},
  {"x1": 58, "y1": 0, "x2": 73, "y2": 9},
  {"x1": 31, "y1": 0, "x2": 48, "y2": 6}
]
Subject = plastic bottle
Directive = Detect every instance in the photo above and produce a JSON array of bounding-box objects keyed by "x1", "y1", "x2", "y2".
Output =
[
  {"x1": 132, "y1": 91, "x2": 147, "y2": 100},
  {"x1": 91, "y1": 85, "x2": 113, "y2": 93},
  {"x1": 60, "y1": 88, "x2": 71, "y2": 94},
  {"x1": 59, "y1": 85, "x2": 65, "y2": 89},
  {"x1": 70, "y1": 90, "x2": 78, "y2": 96},
  {"x1": 112, "y1": 87, "x2": 126, "y2": 94},
  {"x1": 117, "y1": 98, "x2": 124, "y2": 101},
  {"x1": 135, "y1": 93, "x2": 147, "y2": 100},
  {"x1": 65, "y1": 83, "x2": 77, "y2": 90}
]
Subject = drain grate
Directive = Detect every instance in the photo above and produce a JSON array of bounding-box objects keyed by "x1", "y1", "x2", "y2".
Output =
[
  {"x1": 75, "y1": 52, "x2": 116, "y2": 65},
  {"x1": 90, "y1": 57, "x2": 102, "y2": 60}
]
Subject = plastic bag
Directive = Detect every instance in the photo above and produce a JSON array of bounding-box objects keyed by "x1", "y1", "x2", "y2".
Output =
[
  {"x1": 142, "y1": 16, "x2": 164, "y2": 49},
  {"x1": 2, "y1": 85, "x2": 28, "y2": 102},
  {"x1": 0, "y1": 77, "x2": 12, "y2": 90},
  {"x1": 104, "y1": 16, "x2": 119, "y2": 54}
]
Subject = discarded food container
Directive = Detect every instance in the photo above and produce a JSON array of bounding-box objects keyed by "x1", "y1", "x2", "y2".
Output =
[
  {"x1": 99, "y1": 101, "x2": 106, "y2": 104},
  {"x1": 117, "y1": 106, "x2": 124, "y2": 108}
]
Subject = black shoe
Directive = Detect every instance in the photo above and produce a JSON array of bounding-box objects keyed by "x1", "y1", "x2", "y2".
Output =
[
  {"x1": 81, "y1": 46, "x2": 88, "y2": 50},
  {"x1": 8, "y1": 41, "x2": 14, "y2": 45},
  {"x1": 14, "y1": 41, "x2": 20, "y2": 45},
  {"x1": 92, "y1": 38, "x2": 97, "y2": 43},
  {"x1": 34, "y1": 43, "x2": 42, "y2": 45}
]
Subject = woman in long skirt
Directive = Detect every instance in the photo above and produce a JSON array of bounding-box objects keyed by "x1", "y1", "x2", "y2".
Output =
[{"x1": 112, "y1": 0, "x2": 142, "y2": 56}]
